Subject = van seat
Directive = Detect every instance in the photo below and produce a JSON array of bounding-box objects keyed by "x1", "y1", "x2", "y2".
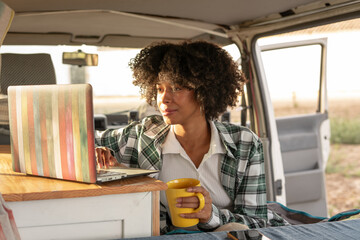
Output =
[
  {"x1": 0, "y1": 53, "x2": 56, "y2": 94},
  {"x1": 0, "y1": 53, "x2": 56, "y2": 144}
]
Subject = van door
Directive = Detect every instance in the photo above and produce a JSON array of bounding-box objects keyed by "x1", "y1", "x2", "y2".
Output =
[{"x1": 258, "y1": 38, "x2": 330, "y2": 217}]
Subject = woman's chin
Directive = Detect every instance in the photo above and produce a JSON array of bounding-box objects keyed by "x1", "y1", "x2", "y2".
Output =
[{"x1": 162, "y1": 115, "x2": 177, "y2": 125}]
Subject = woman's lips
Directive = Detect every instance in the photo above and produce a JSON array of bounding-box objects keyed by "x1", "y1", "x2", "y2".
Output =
[{"x1": 161, "y1": 109, "x2": 176, "y2": 116}]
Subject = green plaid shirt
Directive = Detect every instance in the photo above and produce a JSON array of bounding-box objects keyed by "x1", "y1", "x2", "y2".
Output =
[{"x1": 95, "y1": 115, "x2": 287, "y2": 231}]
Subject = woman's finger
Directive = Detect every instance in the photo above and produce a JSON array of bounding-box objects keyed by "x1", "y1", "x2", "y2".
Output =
[
  {"x1": 177, "y1": 186, "x2": 213, "y2": 222},
  {"x1": 187, "y1": 186, "x2": 209, "y2": 196},
  {"x1": 104, "y1": 149, "x2": 112, "y2": 168},
  {"x1": 95, "y1": 148, "x2": 104, "y2": 168},
  {"x1": 95, "y1": 147, "x2": 116, "y2": 169},
  {"x1": 176, "y1": 202, "x2": 199, "y2": 208}
]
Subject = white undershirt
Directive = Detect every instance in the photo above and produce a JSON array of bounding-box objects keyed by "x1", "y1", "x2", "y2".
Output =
[{"x1": 158, "y1": 121, "x2": 233, "y2": 213}]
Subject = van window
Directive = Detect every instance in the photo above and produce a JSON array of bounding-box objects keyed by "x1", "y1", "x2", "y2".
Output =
[
  {"x1": 0, "y1": 45, "x2": 142, "y2": 116},
  {"x1": 260, "y1": 44, "x2": 322, "y2": 117}
]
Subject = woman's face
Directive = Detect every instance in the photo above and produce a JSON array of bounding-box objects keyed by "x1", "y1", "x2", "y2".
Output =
[{"x1": 156, "y1": 80, "x2": 202, "y2": 125}]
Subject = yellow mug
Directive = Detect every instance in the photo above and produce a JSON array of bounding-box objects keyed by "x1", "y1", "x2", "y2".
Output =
[{"x1": 165, "y1": 178, "x2": 205, "y2": 227}]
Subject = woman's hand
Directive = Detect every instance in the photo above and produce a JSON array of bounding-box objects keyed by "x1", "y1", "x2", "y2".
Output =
[
  {"x1": 176, "y1": 186, "x2": 213, "y2": 223},
  {"x1": 95, "y1": 147, "x2": 120, "y2": 169}
]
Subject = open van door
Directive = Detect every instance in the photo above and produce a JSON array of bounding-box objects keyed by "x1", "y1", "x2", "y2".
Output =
[{"x1": 258, "y1": 38, "x2": 330, "y2": 217}]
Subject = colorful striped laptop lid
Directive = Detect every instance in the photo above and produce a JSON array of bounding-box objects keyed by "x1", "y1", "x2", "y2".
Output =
[{"x1": 7, "y1": 84, "x2": 97, "y2": 183}]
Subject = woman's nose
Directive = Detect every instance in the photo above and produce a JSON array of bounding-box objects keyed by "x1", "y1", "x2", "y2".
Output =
[{"x1": 160, "y1": 88, "x2": 172, "y2": 103}]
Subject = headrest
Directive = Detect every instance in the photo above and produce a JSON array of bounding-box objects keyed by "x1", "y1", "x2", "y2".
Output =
[{"x1": 0, "y1": 53, "x2": 56, "y2": 94}]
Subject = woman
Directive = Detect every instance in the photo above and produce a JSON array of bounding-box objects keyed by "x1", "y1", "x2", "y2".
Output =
[{"x1": 95, "y1": 41, "x2": 287, "y2": 233}]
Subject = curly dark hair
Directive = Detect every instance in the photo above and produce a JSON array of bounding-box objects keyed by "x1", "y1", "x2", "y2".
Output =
[{"x1": 129, "y1": 41, "x2": 247, "y2": 120}]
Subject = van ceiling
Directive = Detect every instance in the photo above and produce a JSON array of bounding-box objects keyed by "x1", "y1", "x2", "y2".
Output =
[{"x1": 1, "y1": 0, "x2": 349, "y2": 47}]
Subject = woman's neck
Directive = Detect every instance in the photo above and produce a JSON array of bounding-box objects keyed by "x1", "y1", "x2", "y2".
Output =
[
  {"x1": 173, "y1": 118, "x2": 211, "y2": 167},
  {"x1": 173, "y1": 117, "x2": 210, "y2": 141}
]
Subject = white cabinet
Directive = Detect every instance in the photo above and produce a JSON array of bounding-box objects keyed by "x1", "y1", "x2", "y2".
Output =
[{"x1": 8, "y1": 192, "x2": 157, "y2": 240}]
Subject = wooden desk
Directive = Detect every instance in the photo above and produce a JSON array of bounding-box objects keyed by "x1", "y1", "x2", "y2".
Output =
[{"x1": 0, "y1": 145, "x2": 167, "y2": 240}]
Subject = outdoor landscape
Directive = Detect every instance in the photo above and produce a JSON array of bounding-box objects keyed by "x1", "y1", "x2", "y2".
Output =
[{"x1": 273, "y1": 97, "x2": 360, "y2": 219}]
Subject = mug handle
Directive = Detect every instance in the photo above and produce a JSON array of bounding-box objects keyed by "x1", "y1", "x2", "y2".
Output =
[{"x1": 194, "y1": 193, "x2": 205, "y2": 212}]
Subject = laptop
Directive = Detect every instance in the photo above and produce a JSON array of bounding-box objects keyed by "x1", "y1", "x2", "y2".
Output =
[{"x1": 7, "y1": 84, "x2": 158, "y2": 183}]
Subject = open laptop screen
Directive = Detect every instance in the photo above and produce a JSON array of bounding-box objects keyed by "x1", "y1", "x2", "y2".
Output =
[{"x1": 8, "y1": 84, "x2": 97, "y2": 183}]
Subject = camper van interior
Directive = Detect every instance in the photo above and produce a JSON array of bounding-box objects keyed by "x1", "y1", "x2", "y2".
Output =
[{"x1": 0, "y1": 0, "x2": 360, "y2": 239}]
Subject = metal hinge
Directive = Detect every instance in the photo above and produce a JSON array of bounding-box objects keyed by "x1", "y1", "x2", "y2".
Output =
[{"x1": 275, "y1": 179, "x2": 283, "y2": 196}]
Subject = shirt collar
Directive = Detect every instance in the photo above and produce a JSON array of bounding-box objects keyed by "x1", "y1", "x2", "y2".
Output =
[
  {"x1": 161, "y1": 125, "x2": 181, "y2": 154},
  {"x1": 142, "y1": 115, "x2": 170, "y2": 142},
  {"x1": 209, "y1": 121, "x2": 226, "y2": 155},
  {"x1": 213, "y1": 121, "x2": 237, "y2": 153}
]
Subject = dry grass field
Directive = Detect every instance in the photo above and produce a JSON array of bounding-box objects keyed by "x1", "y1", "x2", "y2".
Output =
[{"x1": 326, "y1": 144, "x2": 360, "y2": 217}]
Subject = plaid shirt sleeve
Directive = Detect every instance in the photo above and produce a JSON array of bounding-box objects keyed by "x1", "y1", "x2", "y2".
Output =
[
  {"x1": 94, "y1": 119, "x2": 146, "y2": 167},
  {"x1": 94, "y1": 115, "x2": 168, "y2": 168}
]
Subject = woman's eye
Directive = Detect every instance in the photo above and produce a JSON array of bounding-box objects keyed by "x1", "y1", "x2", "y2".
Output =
[
  {"x1": 173, "y1": 87, "x2": 182, "y2": 92},
  {"x1": 156, "y1": 87, "x2": 164, "y2": 93}
]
